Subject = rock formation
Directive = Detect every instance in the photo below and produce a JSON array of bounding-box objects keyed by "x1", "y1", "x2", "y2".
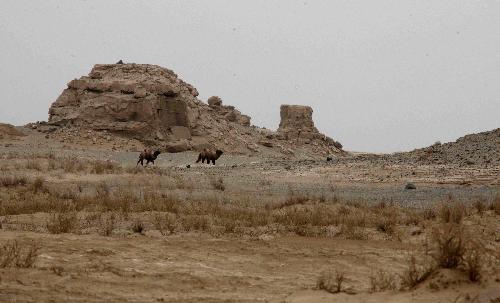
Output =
[
  {"x1": 391, "y1": 128, "x2": 500, "y2": 167},
  {"x1": 46, "y1": 63, "x2": 342, "y2": 156},
  {"x1": 278, "y1": 105, "x2": 342, "y2": 149}
]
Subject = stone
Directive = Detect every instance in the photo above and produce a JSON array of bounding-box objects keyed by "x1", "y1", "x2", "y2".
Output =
[
  {"x1": 405, "y1": 183, "x2": 416, "y2": 190},
  {"x1": 207, "y1": 96, "x2": 222, "y2": 108},
  {"x1": 258, "y1": 141, "x2": 273, "y2": 148},
  {"x1": 165, "y1": 140, "x2": 190, "y2": 153}
]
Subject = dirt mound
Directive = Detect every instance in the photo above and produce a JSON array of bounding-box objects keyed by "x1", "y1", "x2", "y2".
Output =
[
  {"x1": 44, "y1": 63, "x2": 342, "y2": 156},
  {"x1": 393, "y1": 128, "x2": 500, "y2": 166},
  {"x1": 0, "y1": 123, "x2": 25, "y2": 140}
]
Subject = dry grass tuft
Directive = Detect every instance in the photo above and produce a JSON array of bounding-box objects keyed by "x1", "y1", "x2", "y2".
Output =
[
  {"x1": 430, "y1": 224, "x2": 465, "y2": 269},
  {"x1": 98, "y1": 212, "x2": 116, "y2": 236},
  {"x1": 25, "y1": 159, "x2": 43, "y2": 171},
  {"x1": 131, "y1": 220, "x2": 145, "y2": 234},
  {"x1": 154, "y1": 213, "x2": 177, "y2": 235},
  {"x1": 46, "y1": 211, "x2": 77, "y2": 234},
  {"x1": 91, "y1": 160, "x2": 121, "y2": 174},
  {"x1": 0, "y1": 174, "x2": 28, "y2": 187},
  {"x1": 489, "y1": 195, "x2": 500, "y2": 215},
  {"x1": 400, "y1": 255, "x2": 434, "y2": 289},
  {"x1": 438, "y1": 202, "x2": 465, "y2": 224},
  {"x1": 462, "y1": 244, "x2": 483, "y2": 282},
  {"x1": 30, "y1": 176, "x2": 46, "y2": 193},
  {"x1": 317, "y1": 270, "x2": 346, "y2": 294},
  {"x1": 340, "y1": 224, "x2": 367, "y2": 240},
  {"x1": 369, "y1": 270, "x2": 397, "y2": 292},
  {"x1": 0, "y1": 240, "x2": 40, "y2": 268},
  {"x1": 473, "y1": 198, "x2": 487, "y2": 215},
  {"x1": 374, "y1": 209, "x2": 397, "y2": 235},
  {"x1": 210, "y1": 177, "x2": 225, "y2": 191}
]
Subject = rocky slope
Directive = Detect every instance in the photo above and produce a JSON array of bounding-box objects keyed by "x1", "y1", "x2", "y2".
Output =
[
  {"x1": 40, "y1": 63, "x2": 342, "y2": 156},
  {"x1": 392, "y1": 128, "x2": 500, "y2": 166},
  {"x1": 0, "y1": 123, "x2": 25, "y2": 140}
]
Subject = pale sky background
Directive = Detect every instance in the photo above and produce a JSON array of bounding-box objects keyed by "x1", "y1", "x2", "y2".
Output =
[{"x1": 0, "y1": 1, "x2": 499, "y2": 153}]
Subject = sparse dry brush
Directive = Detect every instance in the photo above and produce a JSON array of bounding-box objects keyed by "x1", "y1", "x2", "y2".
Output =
[
  {"x1": 430, "y1": 224, "x2": 465, "y2": 268},
  {"x1": 369, "y1": 270, "x2": 397, "y2": 292},
  {"x1": 154, "y1": 213, "x2": 177, "y2": 235},
  {"x1": 0, "y1": 173, "x2": 28, "y2": 187},
  {"x1": 317, "y1": 270, "x2": 346, "y2": 293},
  {"x1": 438, "y1": 200, "x2": 465, "y2": 224},
  {"x1": 98, "y1": 212, "x2": 116, "y2": 236},
  {"x1": 46, "y1": 211, "x2": 77, "y2": 234},
  {"x1": 400, "y1": 255, "x2": 434, "y2": 289},
  {"x1": 489, "y1": 195, "x2": 500, "y2": 215},
  {"x1": 0, "y1": 240, "x2": 40, "y2": 268},
  {"x1": 210, "y1": 177, "x2": 225, "y2": 191}
]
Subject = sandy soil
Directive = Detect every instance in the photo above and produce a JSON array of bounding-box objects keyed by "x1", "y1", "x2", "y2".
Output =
[{"x1": 1, "y1": 127, "x2": 499, "y2": 302}]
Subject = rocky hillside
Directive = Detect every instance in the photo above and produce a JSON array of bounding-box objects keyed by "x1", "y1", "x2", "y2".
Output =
[
  {"x1": 40, "y1": 63, "x2": 342, "y2": 156},
  {"x1": 392, "y1": 128, "x2": 500, "y2": 166}
]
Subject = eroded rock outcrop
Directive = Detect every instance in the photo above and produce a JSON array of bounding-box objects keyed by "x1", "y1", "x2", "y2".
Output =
[
  {"x1": 47, "y1": 63, "x2": 342, "y2": 156},
  {"x1": 278, "y1": 105, "x2": 342, "y2": 149},
  {"x1": 49, "y1": 64, "x2": 200, "y2": 143}
]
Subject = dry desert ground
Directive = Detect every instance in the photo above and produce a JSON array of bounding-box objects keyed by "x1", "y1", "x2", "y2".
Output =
[{"x1": 0, "y1": 127, "x2": 499, "y2": 303}]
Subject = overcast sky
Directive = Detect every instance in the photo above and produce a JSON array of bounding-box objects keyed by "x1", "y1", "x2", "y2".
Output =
[{"x1": 0, "y1": 1, "x2": 498, "y2": 152}]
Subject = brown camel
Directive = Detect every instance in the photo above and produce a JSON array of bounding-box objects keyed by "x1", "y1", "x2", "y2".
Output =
[
  {"x1": 137, "y1": 149, "x2": 161, "y2": 166},
  {"x1": 196, "y1": 149, "x2": 223, "y2": 165}
]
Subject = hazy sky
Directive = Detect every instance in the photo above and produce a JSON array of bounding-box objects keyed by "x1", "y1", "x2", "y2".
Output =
[{"x1": 1, "y1": 1, "x2": 499, "y2": 152}]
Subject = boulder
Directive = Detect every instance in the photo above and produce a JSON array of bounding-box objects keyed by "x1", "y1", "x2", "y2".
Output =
[
  {"x1": 165, "y1": 140, "x2": 190, "y2": 153},
  {"x1": 207, "y1": 96, "x2": 222, "y2": 108}
]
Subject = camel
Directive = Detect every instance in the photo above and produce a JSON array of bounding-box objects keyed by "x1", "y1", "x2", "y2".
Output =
[
  {"x1": 137, "y1": 149, "x2": 161, "y2": 166},
  {"x1": 196, "y1": 149, "x2": 223, "y2": 165}
]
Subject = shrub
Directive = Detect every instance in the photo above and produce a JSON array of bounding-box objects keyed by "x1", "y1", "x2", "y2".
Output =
[
  {"x1": 46, "y1": 211, "x2": 77, "y2": 234},
  {"x1": 431, "y1": 224, "x2": 465, "y2": 269},
  {"x1": 25, "y1": 159, "x2": 43, "y2": 171},
  {"x1": 0, "y1": 174, "x2": 28, "y2": 187},
  {"x1": 438, "y1": 202, "x2": 465, "y2": 224},
  {"x1": 30, "y1": 176, "x2": 46, "y2": 193},
  {"x1": 375, "y1": 214, "x2": 397, "y2": 235},
  {"x1": 98, "y1": 213, "x2": 116, "y2": 236},
  {"x1": 462, "y1": 243, "x2": 483, "y2": 282},
  {"x1": 340, "y1": 224, "x2": 367, "y2": 240},
  {"x1": 317, "y1": 270, "x2": 345, "y2": 293},
  {"x1": 400, "y1": 255, "x2": 434, "y2": 289},
  {"x1": 154, "y1": 213, "x2": 177, "y2": 235},
  {"x1": 91, "y1": 160, "x2": 120, "y2": 174},
  {"x1": 369, "y1": 270, "x2": 397, "y2": 292},
  {"x1": 473, "y1": 198, "x2": 486, "y2": 214},
  {"x1": 422, "y1": 208, "x2": 436, "y2": 220},
  {"x1": 210, "y1": 177, "x2": 225, "y2": 191},
  {"x1": 489, "y1": 195, "x2": 500, "y2": 215},
  {"x1": 131, "y1": 220, "x2": 145, "y2": 234},
  {"x1": 0, "y1": 240, "x2": 40, "y2": 268}
]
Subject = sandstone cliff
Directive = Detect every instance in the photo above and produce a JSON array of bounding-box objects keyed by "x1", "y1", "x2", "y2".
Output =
[{"x1": 46, "y1": 63, "x2": 342, "y2": 156}]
